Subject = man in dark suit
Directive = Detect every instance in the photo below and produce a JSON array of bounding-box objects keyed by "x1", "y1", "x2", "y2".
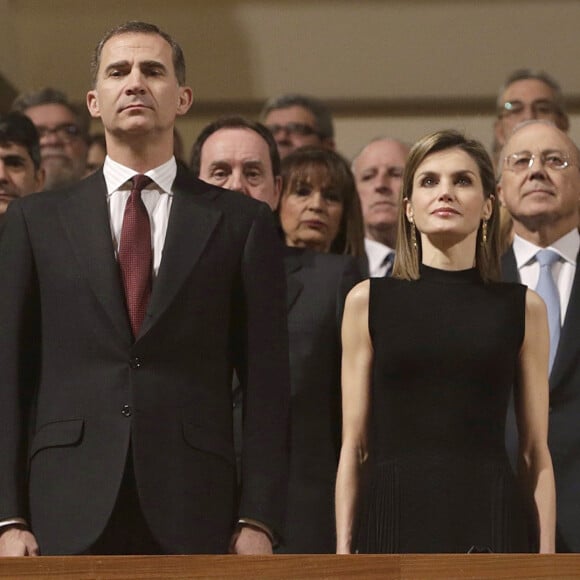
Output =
[
  {"x1": 498, "y1": 120, "x2": 580, "y2": 552},
  {"x1": 351, "y1": 137, "x2": 409, "y2": 277},
  {"x1": 191, "y1": 116, "x2": 362, "y2": 552},
  {"x1": 0, "y1": 21, "x2": 289, "y2": 556}
]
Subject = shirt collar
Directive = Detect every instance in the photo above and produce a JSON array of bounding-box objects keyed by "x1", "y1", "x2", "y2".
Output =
[
  {"x1": 103, "y1": 155, "x2": 177, "y2": 196},
  {"x1": 365, "y1": 238, "x2": 394, "y2": 272},
  {"x1": 513, "y1": 229, "x2": 579, "y2": 268}
]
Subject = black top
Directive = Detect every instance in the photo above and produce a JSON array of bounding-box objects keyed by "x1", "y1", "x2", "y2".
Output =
[{"x1": 356, "y1": 265, "x2": 531, "y2": 553}]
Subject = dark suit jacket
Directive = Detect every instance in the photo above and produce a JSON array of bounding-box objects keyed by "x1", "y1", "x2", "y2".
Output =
[
  {"x1": 232, "y1": 247, "x2": 361, "y2": 551},
  {"x1": 0, "y1": 167, "x2": 290, "y2": 555},
  {"x1": 279, "y1": 248, "x2": 362, "y2": 553},
  {"x1": 503, "y1": 246, "x2": 580, "y2": 552}
]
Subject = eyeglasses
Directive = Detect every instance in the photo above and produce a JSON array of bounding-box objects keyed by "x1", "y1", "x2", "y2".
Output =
[
  {"x1": 498, "y1": 99, "x2": 561, "y2": 119},
  {"x1": 504, "y1": 150, "x2": 572, "y2": 172},
  {"x1": 266, "y1": 122, "x2": 321, "y2": 138},
  {"x1": 36, "y1": 123, "x2": 82, "y2": 143}
]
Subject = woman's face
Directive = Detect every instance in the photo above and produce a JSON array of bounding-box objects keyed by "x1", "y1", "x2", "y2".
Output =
[
  {"x1": 279, "y1": 166, "x2": 344, "y2": 252},
  {"x1": 406, "y1": 147, "x2": 492, "y2": 246}
]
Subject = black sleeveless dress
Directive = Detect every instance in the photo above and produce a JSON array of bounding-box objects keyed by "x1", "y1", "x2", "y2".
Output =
[{"x1": 356, "y1": 265, "x2": 530, "y2": 553}]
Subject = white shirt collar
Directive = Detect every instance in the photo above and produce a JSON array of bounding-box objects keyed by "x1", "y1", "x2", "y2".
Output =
[
  {"x1": 365, "y1": 238, "x2": 395, "y2": 277},
  {"x1": 513, "y1": 229, "x2": 579, "y2": 269},
  {"x1": 103, "y1": 155, "x2": 177, "y2": 195}
]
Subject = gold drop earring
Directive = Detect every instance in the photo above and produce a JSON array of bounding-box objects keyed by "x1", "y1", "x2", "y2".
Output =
[{"x1": 409, "y1": 218, "x2": 417, "y2": 250}]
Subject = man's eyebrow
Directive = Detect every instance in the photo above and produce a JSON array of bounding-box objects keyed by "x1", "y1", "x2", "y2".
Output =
[
  {"x1": 208, "y1": 160, "x2": 231, "y2": 169},
  {"x1": 104, "y1": 60, "x2": 130, "y2": 74},
  {"x1": 140, "y1": 60, "x2": 168, "y2": 72},
  {"x1": 1, "y1": 154, "x2": 27, "y2": 164}
]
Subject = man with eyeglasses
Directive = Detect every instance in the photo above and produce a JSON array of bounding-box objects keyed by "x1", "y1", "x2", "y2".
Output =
[
  {"x1": 493, "y1": 69, "x2": 569, "y2": 164},
  {"x1": 12, "y1": 88, "x2": 89, "y2": 190},
  {"x1": 261, "y1": 93, "x2": 335, "y2": 159},
  {"x1": 498, "y1": 119, "x2": 580, "y2": 553}
]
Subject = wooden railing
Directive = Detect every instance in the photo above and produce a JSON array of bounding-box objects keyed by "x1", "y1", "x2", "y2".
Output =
[{"x1": 0, "y1": 554, "x2": 579, "y2": 579}]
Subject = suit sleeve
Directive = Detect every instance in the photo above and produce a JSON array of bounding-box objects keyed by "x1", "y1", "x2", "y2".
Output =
[
  {"x1": 0, "y1": 201, "x2": 41, "y2": 522},
  {"x1": 236, "y1": 203, "x2": 290, "y2": 539}
]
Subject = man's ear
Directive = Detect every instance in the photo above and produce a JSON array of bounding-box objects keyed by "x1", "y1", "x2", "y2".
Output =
[
  {"x1": 496, "y1": 182, "x2": 506, "y2": 208},
  {"x1": 34, "y1": 167, "x2": 46, "y2": 193},
  {"x1": 176, "y1": 86, "x2": 193, "y2": 116},
  {"x1": 86, "y1": 90, "x2": 100, "y2": 119}
]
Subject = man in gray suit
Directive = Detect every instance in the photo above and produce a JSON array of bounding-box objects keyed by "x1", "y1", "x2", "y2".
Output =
[{"x1": 498, "y1": 119, "x2": 580, "y2": 552}]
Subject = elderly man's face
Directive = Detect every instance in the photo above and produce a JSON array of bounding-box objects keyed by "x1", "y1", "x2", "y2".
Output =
[
  {"x1": 199, "y1": 127, "x2": 281, "y2": 209},
  {"x1": 0, "y1": 142, "x2": 44, "y2": 214},
  {"x1": 495, "y1": 79, "x2": 567, "y2": 147},
  {"x1": 498, "y1": 122, "x2": 580, "y2": 234},
  {"x1": 352, "y1": 139, "x2": 409, "y2": 242},
  {"x1": 24, "y1": 103, "x2": 87, "y2": 190}
]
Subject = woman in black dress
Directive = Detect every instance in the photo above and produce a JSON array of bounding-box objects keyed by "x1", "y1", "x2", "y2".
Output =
[{"x1": 336, "y1": 130, "x2": 555, "y2": 553}]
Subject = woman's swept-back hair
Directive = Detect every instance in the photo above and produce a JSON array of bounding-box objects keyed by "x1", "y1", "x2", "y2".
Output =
[
  {"x1": 393, "y1": 130, "x2": 501, "y2": 282},
  {"x1": 280, "y1": 146, "x2": 365, "y2": 257}
]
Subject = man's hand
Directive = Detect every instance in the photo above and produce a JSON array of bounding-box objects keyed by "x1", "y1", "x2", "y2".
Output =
[
  {"x1": 229, "y1": 525, "x2": 273, "y2": 555},
  {"x1": 0, "y1": 527, "x2": 39, "y2": 556}
]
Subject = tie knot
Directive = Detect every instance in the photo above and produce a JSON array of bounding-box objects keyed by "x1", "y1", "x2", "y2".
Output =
[
  {"x1": 131, "y1": 174, "x2": 152, "y2": 193},
  {"x1": 535, "y1": 249, "x2": 560, "y2": 268}
]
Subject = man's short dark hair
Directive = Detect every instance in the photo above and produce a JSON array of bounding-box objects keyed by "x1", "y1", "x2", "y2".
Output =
[
  {"x1": 0, "y1": 112, "x2": 42, "y2": 170},
  {"x1": 190, "y1": 116, "x2": 281, "y2": 178},
  {"x1": 260, "y1": 94, "x2": 335, "y2": 140},
  {"x1": 91, "y1": 21, "x2": 186, "y2": 87},
  {"x1": 11, "y1": 87, "x2": 90, "y2": 140}
]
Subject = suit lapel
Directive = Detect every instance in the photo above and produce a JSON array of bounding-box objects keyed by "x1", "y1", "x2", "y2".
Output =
[
  {"x1": 139, "y1": 169, "x2": 222, "y2": 338},
  {"x1": 550, "y1": 248, "x2": 580, "y2": 392},
  {"x1": 58, "y1": 171, "x2": 132, "y2": 344}
]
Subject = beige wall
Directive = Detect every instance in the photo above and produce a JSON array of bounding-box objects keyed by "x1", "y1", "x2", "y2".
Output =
[{"x1": 2, "y1": 0, "x2": 579, "y2": 159}]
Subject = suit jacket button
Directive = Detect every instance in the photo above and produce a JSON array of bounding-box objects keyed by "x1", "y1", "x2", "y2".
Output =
[
  {"x1": 130, "y1": 357, "x2": 142, "y2": 369},
  {"x1": 121, "y1": 405, "x2": 132, "y2": 417}
]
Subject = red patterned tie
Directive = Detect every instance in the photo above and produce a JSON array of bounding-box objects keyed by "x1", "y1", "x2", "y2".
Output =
[{"x1": 118, "y1": 174, "x2": 153, "y2": 338}]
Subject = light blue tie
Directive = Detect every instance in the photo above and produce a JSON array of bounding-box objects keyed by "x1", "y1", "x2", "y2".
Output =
[{"x1": 534, "y1": 249, "x2": 561, "y2": 372}]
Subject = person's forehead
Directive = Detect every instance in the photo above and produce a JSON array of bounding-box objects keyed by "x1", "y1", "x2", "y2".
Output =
[
  {"x1": 203, "y1": 128, "x2": 271, "y2": 164},
  {"x1": 265, "y1": 105, "x2": 316, "y2": 126},
  {"x1": 357, "y1": 140, "x2": 408, "y2": 169},
  {"x1": 0, "y1": 141, "x2": 33, "y2": 162},
  {"x1": 100, "y1": 32, "x2": 173, "y2": 65},
  {"x1": 416, "y1": 147, "x2": 479, "y2": 174},
  {"x1": 0, "y1": 142, "x2": 30, "y2": 159},
  {"x1": 501, "y1": 78, "x2": 556, "y2": 104},
  {"x1": 25, "y1": 103, "x2": 76, "y2": 126},
  {"x1": 505, "y1": 123, "x2": 572, "y2": 154}
]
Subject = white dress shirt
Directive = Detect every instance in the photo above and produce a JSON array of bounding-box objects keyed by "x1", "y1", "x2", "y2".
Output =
[
  {"x1": 104, "y1": 155, "x2": 176, "y2": 276},
  {"x1": 365, "y1": 238, "x2": 395, "y2": 277},
  {"x1": 512, "y1": 229, "x2": 579, "y2": 323}
]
